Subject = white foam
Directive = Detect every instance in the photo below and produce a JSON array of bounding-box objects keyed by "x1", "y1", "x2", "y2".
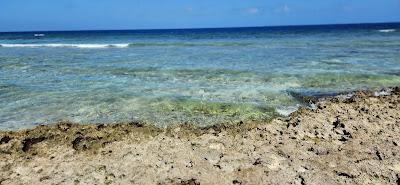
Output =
[
  {"x1": 0, "y1": 43, "x2": 130, "y2": 48},
  {"x1": 374, "y1": 90, "x2": 391, "y2": 97},
  {"x1": 379, "y1": 29, "x2": 396, "y2": 33},
  {"x1": 276, "y1": 105, "x2": 299, "y2": 116}
]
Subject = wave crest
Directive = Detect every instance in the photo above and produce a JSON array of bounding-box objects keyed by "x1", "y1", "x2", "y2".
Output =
[
  {"x1": 0, "y1": 42, "x2": 254, "y2": 49},
  {"x1": 379, "y1": 29, "x2": 396, "y2": 33},
  {"x1": 0, "y1": 43, "x2": 130, "y2": 48}
]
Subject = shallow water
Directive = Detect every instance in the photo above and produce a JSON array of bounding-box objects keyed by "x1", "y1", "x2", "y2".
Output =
[{"x1": 1, "y1": 23, "x2": 400, "y2": 129}]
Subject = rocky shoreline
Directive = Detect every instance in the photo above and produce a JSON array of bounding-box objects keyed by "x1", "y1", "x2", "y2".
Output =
[{"x1": 1, "y1": 88, "x2": 400, "y2": 184}]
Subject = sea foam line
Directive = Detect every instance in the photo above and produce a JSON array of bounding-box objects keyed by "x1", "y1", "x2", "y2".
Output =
[
  {"x1": 0, "y1": 42, "x2": 255, "y2": 48},
  {"x1": 379, "y1": 29, "x2": 396, "y2": 33},
  {"x1": 0, "y1": 43, "x2": 130, "y2": 48}
]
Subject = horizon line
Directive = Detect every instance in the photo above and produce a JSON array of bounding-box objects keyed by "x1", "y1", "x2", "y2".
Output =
[{"x1": 1, "y1": 21, "x2": 399, "y2": 34}]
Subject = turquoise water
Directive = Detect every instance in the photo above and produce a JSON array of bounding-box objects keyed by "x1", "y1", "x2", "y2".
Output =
[{"x1": 1, "y1": 23, "x2": 400, "y2": 129}]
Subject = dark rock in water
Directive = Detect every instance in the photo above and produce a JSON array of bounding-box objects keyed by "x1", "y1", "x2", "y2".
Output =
[
  {"x1": 286, "y1": 89, "x2": 341, "y2": 104},
  {"x1": 393, "y1": 87, "x2": 400, "y2": 94},
  {"x1": 383, "y1": 71, "x2": 400, "y2": 76}
]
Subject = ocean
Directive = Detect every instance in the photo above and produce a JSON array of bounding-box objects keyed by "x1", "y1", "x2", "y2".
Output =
[{"x1": 1, "y1": 23, "x2": 399, "y2": 130}]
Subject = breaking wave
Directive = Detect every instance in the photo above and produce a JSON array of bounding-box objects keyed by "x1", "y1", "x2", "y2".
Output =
[
  {"x1": 0, "y1": 42, "x2": 254, "y2": 49},
  {"x1": 0, "y1": 43, "x2": 130, "y2": 48},
  {"x1": 379, "y1": 29, "x2": 396, "y2": 33}
]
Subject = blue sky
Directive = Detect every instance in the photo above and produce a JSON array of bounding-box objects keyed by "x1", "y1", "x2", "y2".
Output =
[{"x1": 0, "y1": 0, "x2": 399, "y2": 31}]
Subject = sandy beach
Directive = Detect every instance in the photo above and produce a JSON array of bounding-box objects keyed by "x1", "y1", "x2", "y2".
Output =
[{"x1": 0, "y1": 88, "x2": 399, "y2": 185}]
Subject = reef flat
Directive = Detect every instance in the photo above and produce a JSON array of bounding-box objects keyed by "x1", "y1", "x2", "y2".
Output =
[{"x1": 1, "y1": 88, "x2": 399, "y2": 184}]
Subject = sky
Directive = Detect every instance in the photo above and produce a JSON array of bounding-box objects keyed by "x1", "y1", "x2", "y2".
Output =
[{"x1": 0, "y1": 0, "x2": 399, "y2": 32}]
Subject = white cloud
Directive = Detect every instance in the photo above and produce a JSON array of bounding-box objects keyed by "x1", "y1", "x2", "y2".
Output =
[
  {"x1": 275, "y1": 4, "x2": 291, "y2": 13},
  {"x1": 282, "y1": 5, "x2": 290, "y2": 13},
  {"x1": 247, "y1": 7, "x2": 259, "y2": 14}
]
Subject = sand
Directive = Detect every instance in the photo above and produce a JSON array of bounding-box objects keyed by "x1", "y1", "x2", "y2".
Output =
[{"x1": 1, "y1": 88, "x2": 400, "y2": 185}]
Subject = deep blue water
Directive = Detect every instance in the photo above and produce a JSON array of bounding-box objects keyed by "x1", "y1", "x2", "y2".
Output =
[{"x1": 1, "y1": 23, "x2": 400, "y2": 130}]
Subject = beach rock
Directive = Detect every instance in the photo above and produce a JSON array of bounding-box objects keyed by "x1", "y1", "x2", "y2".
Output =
[{"x1": 0, "y1": 88, "x2": 399, "y2": 184}]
